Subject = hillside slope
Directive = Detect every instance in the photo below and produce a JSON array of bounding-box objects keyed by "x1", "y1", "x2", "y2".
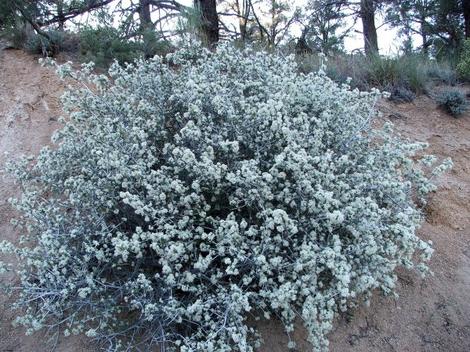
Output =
[{"x1": 0, "y1": 48, "x2": 469, "y2": 352}]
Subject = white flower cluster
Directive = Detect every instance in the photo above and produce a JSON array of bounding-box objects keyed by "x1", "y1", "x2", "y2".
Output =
[{"x1": 1, "y1": 44, "x2": 451, "y2": 351}]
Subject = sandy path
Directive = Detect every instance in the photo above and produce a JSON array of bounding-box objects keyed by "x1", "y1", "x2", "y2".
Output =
[{"x1": 0, "y1": 48, "x2": 469, "y2": 352}]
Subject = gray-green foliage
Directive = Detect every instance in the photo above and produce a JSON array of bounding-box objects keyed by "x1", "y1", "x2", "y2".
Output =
[
  {"x1": 24, "y1": 31, "x2": 60, "y2": 55},
  {"x1": 437, "y1": 89, "x2": 468, "y2": 117},
  {"x1": 389, "y1": 86, "x2": 416, "y2": 103},
  {"x1": 24, "y1": 30, "x2": 79, "y2": 56},
  {"x1": 1, "y1": 44, "x2": 451, "y2": 351}
]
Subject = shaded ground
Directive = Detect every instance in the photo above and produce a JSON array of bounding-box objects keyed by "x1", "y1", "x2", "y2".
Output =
[{"x1": 0, "y1": 48, "x2": 469, "y2": 352}]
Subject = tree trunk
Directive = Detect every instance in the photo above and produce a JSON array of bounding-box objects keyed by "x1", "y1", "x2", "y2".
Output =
[
  {"x1": 57, "y1": 1, "x2": 65, "y2": 30},
  {"x1": 139, "y1": 0, "x2": 152, "y2": 30},
  {"x1": 463, "y1": 0, "x2": 470, "y2": 38},
  {"x1": 360, "y1": 0, "x2": 378, "y2": 55},
  {"x1": 194, "y1": 0, "x2": 219, "y2": 46},
  {"x1": 420, "y1": 18, "x2": 429, "y2": 55},
  {"x1": 295, "y1": 29, "x2": 312, "y2": 55},
  {"x1": 139, "y1": 0, "x2": 156, "y2": 58},
  {"x1": 235, "y1": 0, "x2": 249, "y2": 41}
]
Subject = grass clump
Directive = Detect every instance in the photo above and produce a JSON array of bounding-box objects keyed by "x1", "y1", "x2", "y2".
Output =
[
  {"x1": 364, "y1": 55, "x2": 427, "y2": 94},
  {"x1": 297, "y1": 53, "x2": 456, "y2": 97}
]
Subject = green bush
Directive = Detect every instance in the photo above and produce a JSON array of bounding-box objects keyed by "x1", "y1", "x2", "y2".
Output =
[
  {"x1": 79, "y1": 27, "x2": 143, "y2": 67},
  {"x1": 437, "y1": 89, "x2": 468, "y2": 117},
  {"x1": 1, "y1": 44, "x2": 451, "y2": 351},
  {"x1": 457, "y1": 39, "x2": 470, "y2": 81}
]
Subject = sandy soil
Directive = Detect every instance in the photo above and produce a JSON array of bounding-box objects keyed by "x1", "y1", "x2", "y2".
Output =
[
  {"x1": 0, "y1": 48, "x2": 469, "y2": 352},
  {"x1": 0, "y1": 48, "x2": 89, "y2": 352}
]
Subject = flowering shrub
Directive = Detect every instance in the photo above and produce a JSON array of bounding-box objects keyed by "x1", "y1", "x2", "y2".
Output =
[{"x1": 1, "y1": 44, "x2": 451, "y2": 351}]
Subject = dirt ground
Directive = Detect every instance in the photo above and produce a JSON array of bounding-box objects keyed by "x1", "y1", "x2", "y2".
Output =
[{"x1": 0, "y1": 48, "x2": 469, "y2": 352}]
